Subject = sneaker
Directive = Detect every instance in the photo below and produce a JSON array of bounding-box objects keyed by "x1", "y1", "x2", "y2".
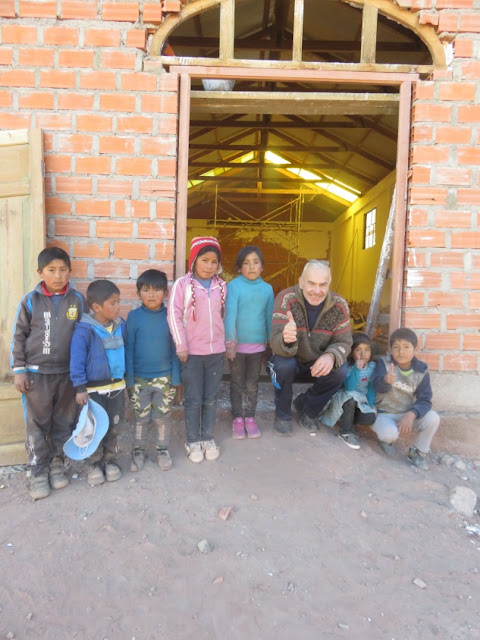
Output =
[
  {"x1": 379, "y1": 441, "x2": 396, "y2": 457},
  {"x1": 245, "y1": 417, "x2": 261, "y2": 439},
  {"x1": 202, "y1": 439, "x2": 220, "y2": 461},
  {"x1": 157, "y1": 449, "x2": 172, "y2": 471},
  {"x1": 49, "y1": 456, "x2": 69, "y2": 490},
  {"x1": 185, "y1": 442, "x2": 204, "y2": 464},
  {"x1": 87, "y1": 461, "x2": 105, "y2": 486},
  {"x1": 29, "y1": 474, "x2": 50, "y2": 500},
  {"x1": 105, "y1": 460, "x2": 122, "y2": 482},
  {"x1": 338, "y1": 432, "x2": 360, "y2": 450},
  {"x1": 130, "y1": 448, "x2": 146, "y2": 472},
  {"x1": 299, "y1": 413, "x2": 318, "y2": 433},
  {"x1": 407, "y1": 447, "x2": 429, "y2": 471},
  {"x1": 232, "y1": 417, "x2": 246, "y2": 440},
  {"x1": 273, "y1": 417, "x2": 293, "y2": 437},
  {"x1": 293, "y1": 393, "x2": 306, "y2": 414}
]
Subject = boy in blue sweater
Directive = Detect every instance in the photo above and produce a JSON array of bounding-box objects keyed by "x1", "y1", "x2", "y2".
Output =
[
  {"x1": 126, "y1": 269, "x2": 181, "y2": 472},
  {"x1": 70, "y1": 280, "x2": 126, "y2": 486}
]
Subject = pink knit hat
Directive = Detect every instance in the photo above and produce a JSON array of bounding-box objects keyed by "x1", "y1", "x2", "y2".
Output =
[{"x1": 188, "y1": 236, "x2": 222, "y2": 272}]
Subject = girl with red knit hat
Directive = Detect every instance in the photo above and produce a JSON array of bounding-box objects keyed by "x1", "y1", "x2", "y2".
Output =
[{"x1": 168, "y1": 237, "x2": 227, "y2": 463}]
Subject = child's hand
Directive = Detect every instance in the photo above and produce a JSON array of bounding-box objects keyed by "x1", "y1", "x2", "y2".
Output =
[
  {"x1": 178, "y1": 351, "x2": 188, "y2": 363},
  {"x1": 385, "y1": 363, "x2": 396, "y2": 385},
  {"x1": 14, "y1": 373, "x2": 29, "y2": 393},
  {"x1": 226, "y1": 343, "x2": 236, "y2": 361},
  {"x1": 398, "y1": 411, "x2": 415, "y2": 437},
  {"x1": 283, "y1": 310, "x2": 297, "y2": 344},
  {"x1": 173, "y1": 385, "x2": 183, "y2": 406},
  {"x1": 76, "y1": 391, "x2": 88, "y2": 405}
]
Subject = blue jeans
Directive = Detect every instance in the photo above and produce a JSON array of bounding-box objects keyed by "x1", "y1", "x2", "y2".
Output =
[
  {"x1": 181, "y1": 353, "x2": 224, "y2": 443},
  {"x1": 268, "y1": 355, "x2": 347, "y2": 420}
]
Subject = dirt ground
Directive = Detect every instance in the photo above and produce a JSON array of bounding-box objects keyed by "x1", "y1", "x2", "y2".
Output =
[{"x1": 1, "y1": 382, "x2": 479, "y2": 640}]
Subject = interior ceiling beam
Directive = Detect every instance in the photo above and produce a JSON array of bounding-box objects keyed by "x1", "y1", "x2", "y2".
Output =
[
  {"x1": 188, "y1": 162, "x2": 330, "y2": 168},
  {"x1": 190, "y1": 119, "x2": 368, "y2": 129},
  {"x1": 189, "y1": 175, "x2": 328, "y2": 183},
  {"x1": 189, "y1": 143, "x2": 341, "y2": 151}
]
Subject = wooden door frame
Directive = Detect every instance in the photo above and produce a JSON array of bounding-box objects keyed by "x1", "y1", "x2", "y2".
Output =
[{"x1": 173, "y1": 65, "x2": 416, "y2": 333}]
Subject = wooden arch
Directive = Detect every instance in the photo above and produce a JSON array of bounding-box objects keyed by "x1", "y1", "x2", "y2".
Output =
[{"x1": 149, "y1": 0, "x2": 446, "y2": 69}]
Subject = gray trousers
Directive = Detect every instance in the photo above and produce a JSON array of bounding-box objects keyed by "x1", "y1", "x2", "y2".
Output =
[
  {"x1": 88, "y1": 389, "x2": 125, "y2": 464},
  {"x1": 371, "y1": 409, "x2": 440, "y2": 453},
  {"x1": 229, "y1": 351, "x2": 264, "y2": 419}
]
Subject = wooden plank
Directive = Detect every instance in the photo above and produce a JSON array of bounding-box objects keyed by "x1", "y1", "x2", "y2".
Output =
[
  {"x1": 189, "y1": 143, "x2": 341, "y2": 151},
  {"x1": 0, "y1": 129, "x2": 29, "y2": 146},
  {"x1": 219, "y1": 0, "x2": 234, "y2": 60},
  {"x1": 28, "y1": 129, "x2": 45, "y2": 281},
  {"x1": 0, "y1": 181, "x2": 30, "y2": 198},
  {"x1": 0, "y1": 145, "x2": 29, "y2": 183},
  {"x1": 176, "y1": 74, "x2": 190, "y2": 278},
  {"x1": 190, "y1": 119, "x2": 363, "y2": 129},
  {"x1": 189, "y1": 162, "x2": 330, "y2": 168},
  {"x1": 361, "y1": 4, "x2": 378, "y2": 64},
  {"x1": 292, "y1": 0, "x2": 304, "y2": 62}
]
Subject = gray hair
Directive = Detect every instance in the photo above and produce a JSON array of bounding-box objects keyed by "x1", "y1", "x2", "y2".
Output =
[{"x1": 300, "y1": 260, "x2": 331, "y2": 281}]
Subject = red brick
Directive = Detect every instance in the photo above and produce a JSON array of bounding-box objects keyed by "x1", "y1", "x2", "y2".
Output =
[
  {"x1": 437, "y1": 0, "x2": 473, "y2": 7},
  {"x1": 412, "y1": 124, "x2": 434, "y2": 143},
  {"x1": 411, "y1": 145, "x2": 449, "y2": 164},
  {"x1": 0, "y1": 69, "x2": 35, "y2": 87},
  {"x1": 73, "y1": 241, "x2": 109, "y2": 258},
  {"x1": 155, "y1": 242, "x2": 174, "y2": 261},
  {"x1": 143, "y1": 3, "x2": 162, "y2": 22},
  {"x1": 58, "y1": 50, "x2": 95, "y2": 68},
  {"x1": 44, "y1": 155, "x2": 71, "y2": 173},
  {"x1": 60, "y1": 1, "x2": 97, "y2": 19},
  {"x1": 410, "y1": 166, "x2": 431, "y2": 184},
  {"x1": 155, "y1": 201, "x2": 175, "y2": 219},
  {"x1": 18, "y1": 91, "x2": 54, "y2": 109},
  {"x1": 0, "y1": 89, "x2": 12, "y2": 107},
  {"x1": 434, "y1": 210, "x2": 471, "y2": 227},
  {"x1": 460, "y1": 13, "x2": 480, "y2": 32},
  {"x1": 116, "y1": 157, "x2": 152, "y2": 176},
  {"x1": 451, "y1": 231, "x2": 480, "y2": 248},
  {"x1": 126, "y1": 28, "x2": 146, "y2": 49},
  {"x1": 157, "y1": 159, "x2": 176, "y2": 177},
  {"x1": 20, "y1": 1, "x2": 56, "y2": 17},
  {"x1": 114, "y1": 241, "x2": 149, "y2": 260},
  {"x1": 425, "y1": 334, "x2": 461, "y2": 350},
  {"x1": 461, "y1": 60, "x2": 480, "y2": 79},
  {"x1": 142, "y1": 93, "x2": 178, "y2": 114},
  {"x1": 431, "y1": 68, "x2": 453, "y2": 81},
  {"x1": 427, "y1": 292, "x2": 463, "y2": 307},
  {"x1": 138, "y1": 221, "x2": 174, "y2": 239},
  {"x1": 446, "y1": 313, "x2": 479, "y2": 328},
  {"x1": 438, "y1": 12, "x2": 458, "y2": 31},
  {"x1": 458, "y1": 105, "x2": 480, "y2": 123},
  {"x1": 55, "y1": 219, "x2": 90, "y2": 236},
  {"x1": 120, "y1": 72, "x2": 157, "y2": 91},
  {"x1": 80, "y1": 71, "x2": 116, "y2": 90},
  {"x1": 0, "y1": 1, "x2": 15, "y2": 17},
  {"x1": 157, "y1": 116, "x2": 177, "y2": 135},
  {"x1": 430, "y1": 252, "x2": 465, "y2": 268},
  {"x1": 117, "y1": 115, "x2": 154, "y2": 133},
  {"x1": 434, "y1": 167, "x2": 471, "y2": 186},
  {"x1": 163, "y1": 0, "x2": 181, "y2": 12},
  {"x1": 115, "y1": 200, "x2": 150, "y2": 218},
  {"x1": 473, "y1": 255, "x2": 480, "y2": 268},
  {"x1": 403, "y1": 312, "x2": 441, "y2": 329},
  {"x1": 468, "y1": 293, "x2": 480, "y2": 309},
  {"x1": 464, "y1": 335, "x2": 480, "y2": 350},
  {"x1": 443, "y1": 354, "x2": 478, "y2": 371},
  {"x1": 76, "y1": 156, "x2": 112, "y2": 175},
  {"x1": 45, "y1": 196, "x2": 71, "y2": 215},
  {"x1": 141, "y1": 137, "x2": 176, "y2": 156},
  {"x1": 0, "y1": 48, "x2": 13, "y2": 65},
  {"x1": 1, "y1": 24, "x2": 37, "y2": 44},
  {"x1": 439, "y1": 82, "x2": 475, "y2": 101},
  {"x1": 408, "y1": 208, "x2": 428, "y2": 226},
  {"x1": 454, "y1": 38, "x2": 473, "y2": 58},
  {"x1": 412, "y1": 103, "x2": 451, "y2": 123},
  {"x1": 57, "y1": 134, "x2": 93, "y2": 153},
  {"x1": 407, "y1": 229, "x2": 445, "y2": 247},
  {"x1": 458, "y1": 147, "x2": 480, "y2": 164},
  {"x1": 117, "y1": 283, "x2": 138, "y2": 300},
  {"x1": 405, "y1": 269, "x2": 442, "y2": 288},
  {"x1": 409, "y1": 187, "x2": 447, "y2": 205},
  {"x1": 84, "y1": 28, "x2": 121, "y2": 47},
  {"x1": 413, "y1": 82, "x2": 434, "y2": 100},
  {"x1": 138, "y1": 179, "x2": 175, "y2": 197},
  {"x1": 56, "y1": 177, "x2": 92, "y2": 195},
  {"x1": 0, "y1": 113, "x2": 31, "y2": 128},
  {"x1": 97, "y1": 179, "x2": 133, "y2": 196},
  {"x1": 101, "y1": 50, "x2": 136, "y2": 69},
  {"x1": 451, "y1": 272, "x2": 480, "y2": 289},
  {"x1": 77, "y1": 114, "x2": 113, "y2": 132},
  {"x1": 36, "y1": 113, "x2": 72, "y2": 130},
  {"x1": 99, "y1": 136, "x2": 135, "y2": 154},
  {"x1": 99, "y1": 93, "x2": 136, "y2": 112},
  {"x1": 43, "y1": 26, "x2": 78, "y2": 45},
  {"x1": 58, "y1": 93, "x2": 95, "y2": 110},
  {"x1": 94, "y1": 261, "x2": 131, "y2": 278},
  {"x1": 97, "y1": 221, "x2": 133, "y2": 238},
  {"x1": 420, "y1": 353, "x2": 439, "y2": 371},
  {"x1": 403, "y1": 290, "x2": 425, "y2": 307},
  {"x1": 39, "y1": 70, "x2": 75, "y2": 89},
  {"x1": 457, "y1": 189, "x2": 480, "y2": 204},
  {"x1": 436, "y1": 125, "x2": 472, "y2": 144},
  {"x1": 405, "y1": 250, "x2": 426, "y2": 268},
  {"x1": 71, "y1": 260, "x2": 88, "y2": 279},
  {"x1": 43, "y1": 133, "x2": 54, "y2": 151},
  {"x1": 18, "y1": 47, "x2": 54, "y2": 67},
  {"x1": 419, "y1": 12, "x2": 438, "y2": 26},
  {"x1": 76, "y1": 199, "x2": 111, "y2": 217},
  {"x1": 102, "y1": 2, "x2": 139, "y2": 21}
]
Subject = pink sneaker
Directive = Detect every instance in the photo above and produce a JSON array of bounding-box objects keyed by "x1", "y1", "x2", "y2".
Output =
[
  {"x1": 232, "y1": 417, "x2": 246, "y2": 439},
  {"x1": 245, "y1": 417, "x2": 261, "y2": 438}
]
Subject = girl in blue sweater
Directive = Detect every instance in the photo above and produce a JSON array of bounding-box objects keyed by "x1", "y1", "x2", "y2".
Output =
[{"x1": 224, "y1": 246, "x2": 274, "y2": 439}]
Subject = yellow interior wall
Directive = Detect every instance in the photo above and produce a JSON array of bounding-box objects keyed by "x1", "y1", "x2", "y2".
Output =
[{"x1": 330, "y1": 171, "x2": 396, "y2": 311}]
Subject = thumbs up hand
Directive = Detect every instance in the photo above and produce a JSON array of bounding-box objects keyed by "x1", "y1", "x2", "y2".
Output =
[
  {"x1": 385, "y1": 362, "x2": 396, "y2": 385},
  {"x1": 283, "y1": 310, "x2": 298, "y2": 344}
]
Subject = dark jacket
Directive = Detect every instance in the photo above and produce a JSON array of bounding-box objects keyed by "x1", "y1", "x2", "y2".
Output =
[
  {"x1": 11, "y1": 283, "x2": 85, "y2": 375},
  {"x1": 270, "y1": 286, "x2": 352, "y2": 367},
  {"x1": 372, "y1": 355, "x2": 433, "y2": 418}
]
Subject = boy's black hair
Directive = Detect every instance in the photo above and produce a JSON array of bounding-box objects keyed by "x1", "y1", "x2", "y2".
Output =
[
  {"x1": 87, "y1": 280, "x2": 120, "y2": 307},
  {"x1": 347, "y1": 332, "x2": 372, "y2": 365},
  {"x1": 390, "y1": 327, "x2": 418, "y2": 349},
  {"x1": 136, "y1": 269, "x2": 168, "y2": 293},
  {"x1": 38, "y1": 247, "x2": 71, "y2": 271},
  {"x1": 233, "y1": 245, "x2": 265, "y2": 272}
]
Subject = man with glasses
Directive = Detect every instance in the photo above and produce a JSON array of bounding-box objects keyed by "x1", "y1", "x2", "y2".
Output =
[{"x1": 268, "y1": 260, "x2": 352, "y2": 437}]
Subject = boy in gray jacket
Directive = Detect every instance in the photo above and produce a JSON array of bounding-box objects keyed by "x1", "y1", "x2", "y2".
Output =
[{"x1": 11, "y1": 247, "x2": 85, "y2": 500}]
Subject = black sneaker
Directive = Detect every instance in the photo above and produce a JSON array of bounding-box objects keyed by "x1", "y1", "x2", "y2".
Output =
[
  {"x1": 407, "y1": 447, "x2": 429, "y2": 470},
  {"x1": 293, "y1": 393, "x2": 306, "y2": 414},
  {"x1": 338, "y1": 432, "x2": 360, "y2": 450},
  {"x1": 273, "y1": 417, "x2": 293, "y2": 437},
  {"x1": 379, "y1": 441, "x2": 396, "y2": 457},
  {"x1": 299, "y1": 413, "x2": 318, "y2": 433}
]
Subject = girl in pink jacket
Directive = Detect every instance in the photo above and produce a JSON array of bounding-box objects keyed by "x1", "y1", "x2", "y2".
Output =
[{"x1": 168, "y1": 236, "x2": 227, "y2": 463}]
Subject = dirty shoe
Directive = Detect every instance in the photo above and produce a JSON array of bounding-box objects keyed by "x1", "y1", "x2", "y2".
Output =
[
  {"x1": 232, "y1": 417, "x2": 246, "y2": 440},
  {"x1": 185, "y1": 442, "x2": 204, "y2": 464},
  {"x1": 130, "y1": 448, "x2": 146, "y2": 472},
  {"x1": 105, "y1": 460, "x2": 122, "y2": 482},
  {"x1": 29, "y1": 474, "x2": 50, "y2": 500},
  {"x1": 379, "y1": 441, "x2": 396, "y2": 457},
  {"x1": 157, "y1": 448, "x2": 172, "y2": 471},
  {"x1": 49, "y1": 456, "x2": 69, "y2": 490},
  {"x1": 273, "y1": 417, "x2": 292, "y2": 437},
  {"x1": 87, "y1": 461, "x2": 105, "y2": 486},
  {"x1": 299, "y1": 413, "x2": 318, "y2": 433},
  {"x1": 245, "y1": 417, "x2": 261, "y2": 439},
  {"x1": 202, "y1": 439, "x2": 220, "y2": 461},
  {"x1": 407, "y1": 447, "x2": 429, "y2": 471}
]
